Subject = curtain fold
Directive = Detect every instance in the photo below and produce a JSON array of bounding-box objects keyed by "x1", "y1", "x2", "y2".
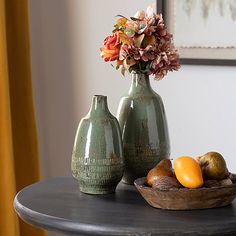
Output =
[{"x1": 0, "y1": 0, "x2": 46, "y2": 235}]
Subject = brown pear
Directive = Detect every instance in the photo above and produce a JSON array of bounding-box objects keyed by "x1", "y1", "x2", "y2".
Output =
[
  {"x1": 146, "y1": 159, "x2": 173, "y2": 187},
  {"x1": 197, "y1": 152, "x2": 229, "y2": 180}
]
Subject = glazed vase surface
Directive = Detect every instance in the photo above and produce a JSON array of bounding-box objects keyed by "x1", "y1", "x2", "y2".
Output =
[
  {"x1": 117, "y1": 73, "x2": 170, "y2": 184},
  {"x1": 72, "y1": 95, "x2": 124, "y2": 194}
]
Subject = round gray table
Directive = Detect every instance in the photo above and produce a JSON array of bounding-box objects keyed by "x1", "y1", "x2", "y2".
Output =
[{"x1": 14, "y1": 177, "x2": 236, "y2": 236}]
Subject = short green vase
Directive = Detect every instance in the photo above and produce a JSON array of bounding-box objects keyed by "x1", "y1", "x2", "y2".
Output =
[
  {"x1": 117, "y1": 73, "x2": 170, "y2": 185},
  {"x1": 72, "y1": 95, "x2": 124, "y2": 194}
]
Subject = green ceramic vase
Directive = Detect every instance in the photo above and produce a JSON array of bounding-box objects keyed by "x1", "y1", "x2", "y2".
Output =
[
  {"x1": 72, "y1": 95, "x2": 124, "y2": 194},
  {"x1": 117, "y1": 73, "x2": 170, "y2": 184}
]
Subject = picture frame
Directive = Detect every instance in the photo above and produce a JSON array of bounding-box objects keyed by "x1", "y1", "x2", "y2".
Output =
[{"x1": 156, "y1": 0, "x2": 236, "y2": 65}]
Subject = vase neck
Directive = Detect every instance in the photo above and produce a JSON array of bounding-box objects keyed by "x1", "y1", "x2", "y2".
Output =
[
  {"x1": 89, "y1": 95, "x2": 109, "y2": 116},
  {"x1": 129, "y1": 73, "x2": 152, "y2": 94}
]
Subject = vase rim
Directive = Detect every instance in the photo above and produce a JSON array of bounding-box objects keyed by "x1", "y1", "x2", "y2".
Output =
[
  {"x1": 93, "y1": 95, "x2": 107, "y2": 98},
  {"x1": 130, "y1": 72, "x2": 149, "y2": 80},
  {"x1": 130, "y1": 72, "x2": 150, "y2": 81}
]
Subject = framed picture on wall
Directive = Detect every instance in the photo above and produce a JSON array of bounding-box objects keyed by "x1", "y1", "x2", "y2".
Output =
[{"x1": 157, "y1": 0, "x2": 236, "y2": 65}]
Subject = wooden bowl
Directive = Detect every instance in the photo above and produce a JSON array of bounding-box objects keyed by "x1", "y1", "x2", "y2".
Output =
[{"x1": 134, "y1": 177, "x2": 236, "y2": 210}]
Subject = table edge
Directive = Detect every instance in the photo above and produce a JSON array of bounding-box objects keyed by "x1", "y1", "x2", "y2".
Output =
[
  {"x1": 14, "y1": 190, "x2": 155, "y2": 236},
  {"x1": 13, "y1": 177, "x2": 236, "y2": 236}
]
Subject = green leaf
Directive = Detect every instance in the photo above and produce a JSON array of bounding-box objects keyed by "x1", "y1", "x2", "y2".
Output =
[
  {"x1": 124, "y1": 29, "x2": 135, "y2": 38},
  {"x1": 130, "y1": 17, "x2": 141, "y2": 21},
  {"x1": 116, "y1": 15, "x2": 128, "y2": 20},
  {"x1": 123, "y1": 59, "x2": 129, "y2": 71},
  {"x1": 134, "y1": 34, "x2": 145, "y2": 48},
  {"x1": 121, "y1": 66, "x2": 126, "y2": 76},
  {"x1": 120, "y1": 33, "x2": 132, "y2": 45},
  {"x1": 124, "y1": 58, "x2": 136, "y2": 71},
  {"x1": 142, "y1": 35, "x2": 156, "y2": 47}
]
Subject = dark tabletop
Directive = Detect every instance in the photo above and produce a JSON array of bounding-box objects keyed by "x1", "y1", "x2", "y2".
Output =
[{"x1": 14, "y1": 177, "x2": 236, "y2": 236}]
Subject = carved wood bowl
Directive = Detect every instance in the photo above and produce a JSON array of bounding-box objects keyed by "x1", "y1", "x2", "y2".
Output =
[{"x1": 134, "y1": 176, "x2": 236, "y2": 210}]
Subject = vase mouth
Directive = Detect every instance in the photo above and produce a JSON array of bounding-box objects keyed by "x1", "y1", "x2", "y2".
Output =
[
  {"x1": 93, "y1": 95, "x2": 107, "y2": 98},
  {"x1": 131, "y1": 71, "x2": 149, "y2": 76},
  {"x1": 92, "y1": 95, "x2": 108, "y2": 105},
  {"x1": 131, "y1": 72, "x2": 149, "y2": 79},
  {"x1": 128, "y1": 72, "x2": 152, "y2": 94},
  {"x1": 131, "y1": 71, "x2": 148, "y2": 74},
  {"x1": 88, "y1": 94, "x2": 110, "y2": 116}
]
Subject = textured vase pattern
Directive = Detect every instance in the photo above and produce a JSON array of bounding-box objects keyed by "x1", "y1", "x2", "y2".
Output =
[
  {"x1": 117, "y1": 73, "x2": 170, "y2": 184},
  {"x1": 72, "y1": 95, "x2": 124, "y2": 194}
]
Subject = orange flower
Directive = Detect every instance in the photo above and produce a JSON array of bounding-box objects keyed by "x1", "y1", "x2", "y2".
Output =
[
  {"x1": 103, "y1": 31, "x2": 120, "y2": 49},
  {"x1": 100, "y1": 47, "x2": 120, "y2": 62},
  {"x1": 100, "y1": 32, "x2": 121, "y2": 62}
]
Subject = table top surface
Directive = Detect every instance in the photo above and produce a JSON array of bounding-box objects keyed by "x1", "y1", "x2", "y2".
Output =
[{"x1": 14, "y1": 177, "x2": 236, "y2": 236}]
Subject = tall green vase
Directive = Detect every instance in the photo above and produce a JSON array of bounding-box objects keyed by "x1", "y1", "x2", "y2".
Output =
[
  {"x1": 117, "y1": 73, "x2": 170, "y2": 184},
  {"x1": 72, "y1": 95, "x2": 124, "y2": 194}
]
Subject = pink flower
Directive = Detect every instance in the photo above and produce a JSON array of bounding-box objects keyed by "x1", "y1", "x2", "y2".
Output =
[
  {"x1": 134, "y1": 10, "x2": 146, "y2": 20},
  {"x1": 146, "y1": 4, "x2": 156, "y2": 19},
  {"x1": 151, "y1": 43, "x2": 180, "y2": 80},
  {"x1": 140, "y1": 45, "x2": 156, "y2": 62},
  {"x1": 119, "y1": 45, "x2": 140, "y2": 61}
]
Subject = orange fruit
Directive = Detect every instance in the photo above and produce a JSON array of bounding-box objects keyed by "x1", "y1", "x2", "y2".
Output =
[{"x1": 173, "y1": 156, "x2": 203, "y2": 189}]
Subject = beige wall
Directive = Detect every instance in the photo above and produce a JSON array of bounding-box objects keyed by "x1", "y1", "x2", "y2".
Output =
[
  {"x1": 29, "y1": 1, "x2": 236, "y2": 235},
  {"x1": 29, "y1": 0, "x2": 236, "y2": 178},
  {"x1": 29, "y1": 0, "x2": 149, "y2": 179}
]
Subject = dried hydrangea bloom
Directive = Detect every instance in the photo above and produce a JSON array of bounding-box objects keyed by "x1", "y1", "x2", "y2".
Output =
[
  {"x1": 140, "y1": 45, "x2": 156, "y2": 62},
  {"x1": 119, "y1": 45, "x2": 140, "y2": 61}
]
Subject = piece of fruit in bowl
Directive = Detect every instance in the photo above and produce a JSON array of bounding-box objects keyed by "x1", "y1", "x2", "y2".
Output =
[
  {"x1": 134, "y1": 152, "x2": 236, "y2": 210},
  {"x1": 195, "y1": 151, "x2": 229, "y2": 180}
]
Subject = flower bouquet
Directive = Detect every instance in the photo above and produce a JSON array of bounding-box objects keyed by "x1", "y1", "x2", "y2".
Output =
[{"x1": 100, "y1": 5, "x2": 180, "y2": 80}]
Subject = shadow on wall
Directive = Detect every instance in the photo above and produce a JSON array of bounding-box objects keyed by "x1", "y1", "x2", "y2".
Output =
[{"x1": 29, "y1": 0, "x2": 88, "y2": 178}]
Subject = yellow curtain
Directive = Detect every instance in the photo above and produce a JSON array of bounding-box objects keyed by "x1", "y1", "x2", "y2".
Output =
[{"x1": 0, "y1": 0, "x2": 46, "y2": 235}]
